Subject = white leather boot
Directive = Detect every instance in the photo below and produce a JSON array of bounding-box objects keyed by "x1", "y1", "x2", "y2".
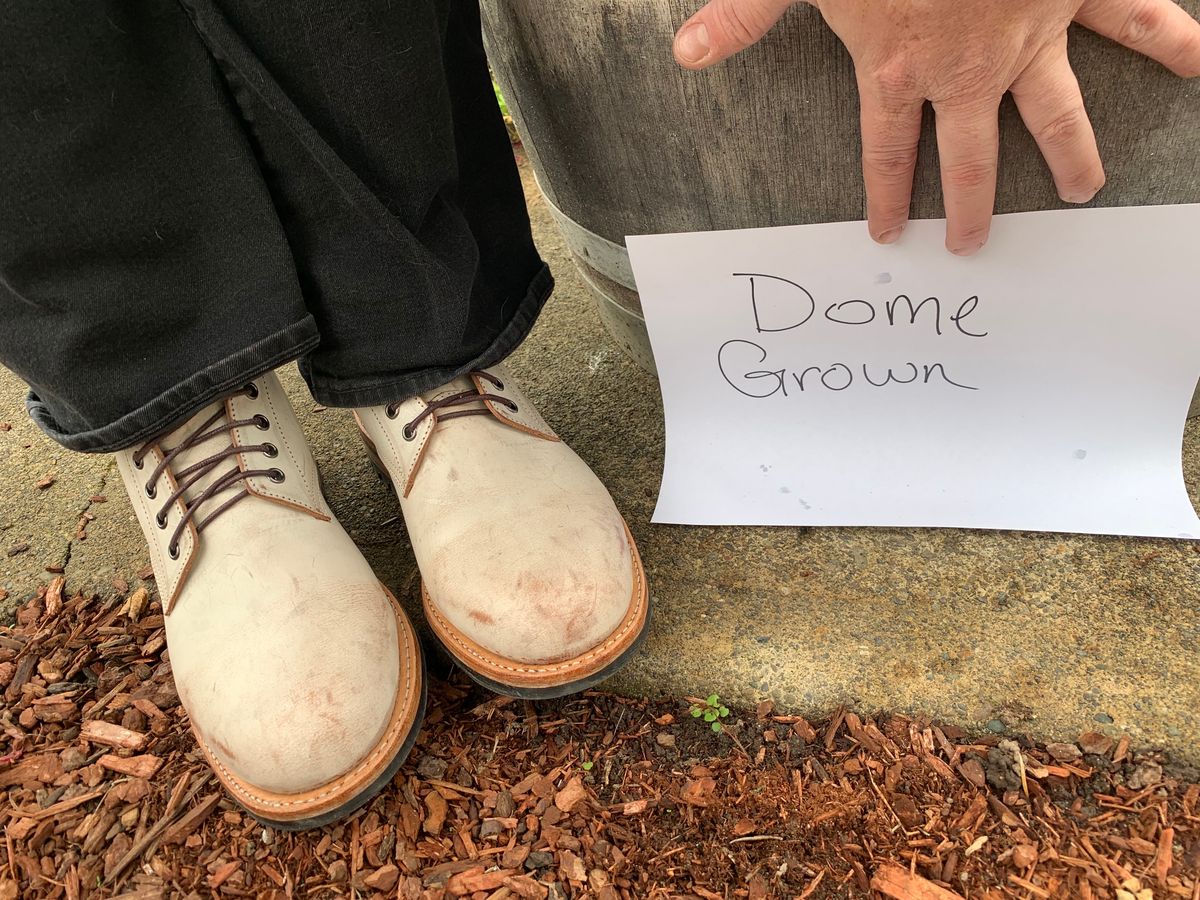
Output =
[
  {"x1": 114, "y1": 371, "x2": 425, "y2": 829},
  {"x1": 354, "y1": 363, "x2": 649, "y2": 698}
]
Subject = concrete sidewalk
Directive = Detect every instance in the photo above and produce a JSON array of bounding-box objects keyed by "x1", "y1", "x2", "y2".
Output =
[{"x1": 3, "y1": 159, "x2": 1198, "y2": 763}]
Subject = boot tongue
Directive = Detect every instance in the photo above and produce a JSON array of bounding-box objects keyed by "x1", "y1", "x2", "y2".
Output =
[
  {"x1": 419, "y1": 375, "x2": 491, "y2": 421},
  {"x1": 157, "y1": 399, "x2": 245, "y2": 507},
  {"x1": 423, "y1": 376, "x2": 476, "y2": 403}
]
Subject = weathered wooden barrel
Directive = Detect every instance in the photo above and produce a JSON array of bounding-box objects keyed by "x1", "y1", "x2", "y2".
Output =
[{"x1": 482, "y1": 1, "x2": 1200, "y2": 413}]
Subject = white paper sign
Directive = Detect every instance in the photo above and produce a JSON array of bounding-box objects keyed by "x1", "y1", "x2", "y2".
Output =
[{"x1": 626, "y1": 204, "x2": 1200, "y2": 538}]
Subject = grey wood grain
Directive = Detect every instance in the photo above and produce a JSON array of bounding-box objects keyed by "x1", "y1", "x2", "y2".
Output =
[{"x1": 482, "y1": 0, "x2": 1199, "y2": 241}]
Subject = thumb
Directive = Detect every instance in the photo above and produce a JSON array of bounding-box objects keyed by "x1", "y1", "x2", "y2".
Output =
[{"x1": 673, "y1": 0, "x2": 799, "y2": 69}]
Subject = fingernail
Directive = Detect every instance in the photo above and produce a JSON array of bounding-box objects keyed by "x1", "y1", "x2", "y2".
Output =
[
  {"x1": 950, "y1": 242, "x2": 985, "y2": 257},
  {"x1": 675, "y1": 22, "x2": 710, "y2": 65},
  {"x1": 876, "y1": 225, "x2": 905, "y2": 244},
  {"x1": 1059, "y1": 186, "x2": 1101, "y2": 204}
]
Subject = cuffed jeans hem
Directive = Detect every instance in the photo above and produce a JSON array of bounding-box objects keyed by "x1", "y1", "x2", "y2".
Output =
[
  {"x1": 303, "y1": 264, "x2": 554, "y2": 408},
  {"x1": 27, "y1": 316, "x2": 321, "y2": 454}
]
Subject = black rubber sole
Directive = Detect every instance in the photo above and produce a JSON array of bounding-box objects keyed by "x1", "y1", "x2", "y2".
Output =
[
  {"x1": 250, "y1": 642, "x2": 428, "y2": 832},
  {"x1": 438, "y1": 599, "x2": 653, "y2": 701}
]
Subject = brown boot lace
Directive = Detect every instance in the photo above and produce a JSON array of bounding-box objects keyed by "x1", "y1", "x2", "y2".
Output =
[
  {"x1": 384, "y1": 370, "x2": 517, "y2": 440},
  {"x1": 131, "y1": 383, "x2": 283, "y2": 559}
]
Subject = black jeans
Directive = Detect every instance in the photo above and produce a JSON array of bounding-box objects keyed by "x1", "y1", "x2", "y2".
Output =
[{"x1": 0, "y1": 0, "x2": 550, "y2": 453}]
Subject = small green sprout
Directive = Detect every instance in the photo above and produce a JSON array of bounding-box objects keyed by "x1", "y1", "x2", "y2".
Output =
[
  {"x1": 493, "y1": 81, "x2": 510, "y2": 117},
  {"x1": 690, "y1": 694, "x2": 731, "y2": 733},
  {"x1": 582, "y1": 760, "x2": 594, "y2": 771}
]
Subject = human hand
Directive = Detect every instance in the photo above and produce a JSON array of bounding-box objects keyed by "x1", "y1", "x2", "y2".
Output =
[{"x1": 672, "y1": 0, "x2": 1200, "y2": 254}]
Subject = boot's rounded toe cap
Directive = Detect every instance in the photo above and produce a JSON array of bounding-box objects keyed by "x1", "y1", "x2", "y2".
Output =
[
  {"x1": 424, "y1": 507, "x2": 636, "y2": 665},
  {"x1": 169, "y1": 578, "x2": 403, "y2": 796}
]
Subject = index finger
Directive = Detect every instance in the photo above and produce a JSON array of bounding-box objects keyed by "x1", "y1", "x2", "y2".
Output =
[{"x1": 1076, "y1": 0, "x2": 1200, "y2": 77}]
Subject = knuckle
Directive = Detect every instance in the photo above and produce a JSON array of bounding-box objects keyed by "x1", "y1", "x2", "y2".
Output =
[
  {"x1": 930, "y1": 54, "x2": 1007, "y2": 106},
  {"x1": 870, "y1": 201, "x2": 913, "y2": 226},
  {"x1": 1033, "y1": 105, "x2": 1088, "y2": 150},
  {"x1": 952, "y1": 59, "x2": 1000, "y2": 90},
  {"x1": 1118, "y1": 0, "x2": 1167, "y2": 47},
  {"x1": 712, "y1": 0, "x2": 770, "y2": 48},
  {"x1": 942, "y1": 159, "x2": 994, "y2": 193},
  {"x1": 934, "y1": 90, "x2": 1000, "y2": 119},
  {"x1": 863, "y1": 146, "x2": 919, "y2": 180},
  {"x1": 871, "y1": 60, "x2": 920, "y2": 99}
]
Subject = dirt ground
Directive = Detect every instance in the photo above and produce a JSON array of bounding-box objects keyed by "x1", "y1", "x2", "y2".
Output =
[{"x1": 1, "y1": 578, "x2": 1198, "y2": 899}]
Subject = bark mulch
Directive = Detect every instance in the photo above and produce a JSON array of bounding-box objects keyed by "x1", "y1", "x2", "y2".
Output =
[{"x1": 2, "y1": 579, "x2": 1198, "y2": 899}]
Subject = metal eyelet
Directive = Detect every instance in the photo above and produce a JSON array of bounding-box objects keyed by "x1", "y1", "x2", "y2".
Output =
[
  {"x1": 267, "y1": 468, "x2": 286, "y2": 483},
  {"x1": 262, "y1": 443, "x2": 278, "y2": 458},
  {"x1": 402, "y1": 425, "x2": 416, "y2": 441},
  {"x1": 167, "y1": 543, "x2": 180, "y2": 561},
  {"x1": 155, "y1": 512, "x2": 167, "y2": 529},
  {"x1": 253, "y1": 414, "x2": 270, "y2": 430},
  {"x1": 244, "y1": 382, "x2": 259, "y2": 399},
  {"x1": 493, "y1": 379, "x2": 505, "y2": 391},
  {"x1": 509, "y1": 404, "x2": 519, "y2": 413},
  {"x1": 145, "y1": 483, "x2": 156, "y2": 499},
  {"x1": 385, "y1": 405, "x2": 399, "y2": 420},
  {"x1": 133, "y1": 457, "x2": 144, "y2": 470}
]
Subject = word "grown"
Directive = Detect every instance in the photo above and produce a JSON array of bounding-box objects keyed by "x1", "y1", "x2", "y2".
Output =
[{"x1": 717, "y1": 273, "x2": 989, "y2": 398}]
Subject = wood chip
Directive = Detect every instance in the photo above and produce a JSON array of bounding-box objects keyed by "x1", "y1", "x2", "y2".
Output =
[
  {"x1": 791, "y1": 717, "x2": 818, "y2": 743},
  {"x1": 80, "y1": 720, "x2": 147, "y2": 750},
  {"x1": 5, "y1": 819, "x2": 36, "y2": 842},
  {"x1": 131, "y1": 698, "x2": 166, "y2": 720},
  {"x1": 363, "y1": 864, "x2": 399, "y2": 892},
  {"x1": 22, "y1": 789, "x2": 104, "y2": 822},
  {"x1": 206, "y1": 860, "x2": 240, "y2": 889},
  {"x1": 162, "y1": 793, "x2": 222, "y2": 845},
  {"x1": 959, "y1": 758, "x2": 987, "y2": 788},
  {"x1": 1046, "y1": 742, "x2": 1082, "y2": 762},
  {"x1": 554, "y1": 776, "x2": 588, "y2": 813},
  {"x1": 732, "y1": 818, "x2": 756, "y2": 836},
  {"x1": 120, "y1": 587, "x2": 149, "y2": 621},
  {"x1": 0, "y1": 754, "x2": 63, "y2": 789},
  {"x1": 424, "y1": 788, "x2": 448, "y2": 834},
  {"x1": 503, "y1": 874, "x2": 548, "y2": 899},
  {"x1": 871, "y1": 863, "x2": 965, "y2": 899},
  {"x1": 559, "y1": 850, "x2": 586, "y2": 882},
  {"x1": 98, "y1": 754, "x2": 163, "y2": 779},
  {"x1": 1079, "y1": 732, "x2": 1115, "y2": 755},
  {"x1": 1013, "y1": 844, "x2": 1039, "y2": 868},
  {"x1": 953, "y1": 794, "x2": 988, "y2": 833},
  {"x1": 1157, "y1": 826, "x2": 1174, "y2": 886},
  {"x1": 448, "y1": 866, "x2": 514, "y2": 893}
]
